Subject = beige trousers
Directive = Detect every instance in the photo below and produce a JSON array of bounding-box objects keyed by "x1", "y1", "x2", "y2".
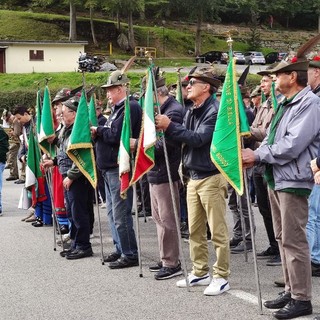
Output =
[{"x1": 187, "y1": 174, "x2": 230, "y2": 279}]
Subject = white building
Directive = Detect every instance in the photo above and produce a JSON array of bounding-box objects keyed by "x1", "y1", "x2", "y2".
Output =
[{"x1": 0, "y1": 40, "x2": 88, "y2": 73}]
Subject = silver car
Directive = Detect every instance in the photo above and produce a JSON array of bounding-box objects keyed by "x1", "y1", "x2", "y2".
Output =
[{"x1": 244, "y1": 51, "x2": 266, "y2": 65}]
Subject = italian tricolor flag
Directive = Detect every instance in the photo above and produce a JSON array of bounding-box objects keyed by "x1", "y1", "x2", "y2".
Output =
[
  {"x1": 130, "y1": 66, "x2": 156, "y2": 186},
  {"x1": 25, "y1": 129, "x2": 46, "y2": 205},
  {"x1": 38, "y1": 86, "x2": 55, "y2": 158},
  {"x1": 119, "y1": 96, "x2": 131, "y2": 198}
]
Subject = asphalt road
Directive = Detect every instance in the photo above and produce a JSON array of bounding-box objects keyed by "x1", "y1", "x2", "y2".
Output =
[{"x1": 0, "y1": 169, "x2": 319, "y2": 320}]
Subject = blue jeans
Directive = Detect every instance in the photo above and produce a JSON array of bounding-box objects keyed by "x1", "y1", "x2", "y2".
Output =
[
  {"x1": 103, "y1": 167, "x2": 138, "y2": 259},
  {"x1": 0, "y1": 162, "x2": 5, "y2": 211},
  {"x1": 307, "y1": 184, "x2": 320, "y2": 264}
]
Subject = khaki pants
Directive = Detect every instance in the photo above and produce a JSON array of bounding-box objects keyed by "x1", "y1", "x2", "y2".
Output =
[
  {"x1": 268, "y1": 189, "x2": 312, "y2": 301},
  {"x1": 7, "y1": 142, "x2": 20, "y2": 178},
  {"x1": 187, "y1": 174, "x2": 230, "y2": 279},
  {"x1": 150, "y1": 181, "x2": 180, "y2": 268}
]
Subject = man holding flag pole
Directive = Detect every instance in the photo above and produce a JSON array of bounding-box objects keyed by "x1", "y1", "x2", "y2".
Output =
[
  {"x1": 156, "y1": 65, "x2": 230, "y2": 295},
  {"x1": 91, "y1": 69, "x2": 142, "y2": 269}
]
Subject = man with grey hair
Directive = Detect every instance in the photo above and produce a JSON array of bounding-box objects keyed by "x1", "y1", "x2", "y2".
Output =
[
  {"x1": 132, "y1": 74, "x2": 184, "y2": 280},
  {"x1": 156, "y1": 67, "x2": 230, "y2": 296},
  {"x1": 91, "y1": 70, "x2": 142, "y2": 269}
]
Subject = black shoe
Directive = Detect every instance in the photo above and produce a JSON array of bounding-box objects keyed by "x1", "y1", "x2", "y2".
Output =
[
  {"x1": 32, "y1": 220, "x2": 44, "y2": 227},
  {"x1": 154, "y1": 263, "x2": 182, "y2": 280},
  {"x1": 229, "y1": 237, "x2": 242, "y2": 248},
  {"x1": 274, "y1": 279, "x2": 285, "y2": 288},
  {"x1": 32, "y1": 218, "x2": 43, "y2": 227},
  {"x1": 6, "y1": 176, "x2": 18, "y2": 181},
  {"x1": 311, "y1": 261, "x2": 320, "y2": 277},
  {"x1": 180, "y1": 222, "x2": 189, "y2": 239},
  {"x1": 58, "y1": 225, "x2": 69, "y2": 235},
  {"x1": 14, "y1": 179, "x2": 25, "y2": 184},
  {"x1": 65, "y1": 247, "x2": 93, "y2": 260},
  {"x1": 60, "y1": 248, "x2": 74, "y2": 257},
  {"x1": 230, "y1": 241, "x2": 252, "y2": 254},
  {"x1": 257, "y1": 247, "x2": 279, "y2": 259},
  {"x1": 264, "y1": 291, "x2": 292, "y2": 309},
  {"x1": 149, "y1": 261, "x2": 163, "y2": 272},
  {"x1": 108, "y1": 256, "x2": 139, "y2": 269},
  {"x1": 103, "y1": 252, "x2": 121, "y2": 263},
  {"x1": 266, "y1": 254, "x2": 282, "y2": 266},
  {"x1": 273, "y1": 299, "x2": 312, "y2": 319}
]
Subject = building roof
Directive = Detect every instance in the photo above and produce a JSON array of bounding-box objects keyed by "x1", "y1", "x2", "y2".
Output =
[{"x1": 0, "y1": 40, "x2": 88, "y2": 46}]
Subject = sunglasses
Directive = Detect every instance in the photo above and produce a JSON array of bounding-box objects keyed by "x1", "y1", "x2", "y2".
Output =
[{"x1": 188, "y1": 79, "x2": 206, "y2": 86}]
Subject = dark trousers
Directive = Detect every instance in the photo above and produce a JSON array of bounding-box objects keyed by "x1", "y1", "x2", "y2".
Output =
[
  {"x1": 64, "y1": 176, "x2": 91, "y2": 250},
  {"x1": 253, "y1": 168, "x2": 278, "y2": 251}
]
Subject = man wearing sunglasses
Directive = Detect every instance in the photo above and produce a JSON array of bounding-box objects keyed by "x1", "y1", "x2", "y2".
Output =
[{"x1": 156, "y1": 67, "x2": 230, "y2": 296}]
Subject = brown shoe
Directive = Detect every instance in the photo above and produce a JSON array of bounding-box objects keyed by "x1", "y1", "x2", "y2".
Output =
[
  {"x1": 25, "y1": 215, "x2": 36, "y2": 223},
  {"x1": 21, "y1": 211, "x2": 35, "y2": 222}
]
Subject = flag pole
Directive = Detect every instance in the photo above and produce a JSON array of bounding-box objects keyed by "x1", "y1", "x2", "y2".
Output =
[
  {"x1": 148, "y1": 55, "x2": 190, "y2": 291},
  {"x1": 83, "y1": 73, "x2": 105, "y2": 265},
  {"x1": 176, "y1": 67, "x2": 185, "y2": 108},
  {"x1": 243, "y1": 163, "x2": 263, "y2": 314},
  {"x1": 123, "y1": 82, "x2": 144, "y2": 277},
  {"x1": 226, "y1": 32, "x2": 263, "y2": 312},
  {"x1": 225, "y1": 34, "x2": 262, "y2": 313},
  {"x1": 32, "y1": 84, "x2": 65, "y2": 252}
]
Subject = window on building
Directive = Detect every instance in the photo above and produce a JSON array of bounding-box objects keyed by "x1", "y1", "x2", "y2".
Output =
[{"x1": 29, "y1": 50, "x2": 44, "y2": 61}]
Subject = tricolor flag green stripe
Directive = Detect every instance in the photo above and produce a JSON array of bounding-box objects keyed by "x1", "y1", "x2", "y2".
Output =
[
  {"x1": 119, "y1": 96, "x2": 131, "y2": 198},
  {"x1": 88, "y1": 94, "x2": 98, "y2": 126},
  {"x1": 38, "y1": 86, "x2": 55, "y2": 157}
]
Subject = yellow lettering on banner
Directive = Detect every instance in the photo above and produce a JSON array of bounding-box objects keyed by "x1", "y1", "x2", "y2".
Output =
[
  {"x1": 216, "y1": 152, "x2": 229, "y2": 167},
  {"x1": 72, "y1": 150, "x2": 85, "y2": 167}
]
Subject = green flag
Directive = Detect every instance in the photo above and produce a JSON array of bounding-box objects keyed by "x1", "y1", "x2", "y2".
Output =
[
  {"x1": 210, "y1": 49, "x2": 250, "y2": 195},
  {"x1": 88, "y1": 95, "x2": 98, "y2": 126},
  {"x1": 38, "y1": 85, "x2": 55, "y2": 158},
  {"x1": 118, "y1": 95, "x2": 131, "y2": 198},
  {"x1": 271, "y1": 81, "x2": 278, "y2": 110},
  {"x1": 67, "y1": 90, "x2": 97, "y2": 188}
]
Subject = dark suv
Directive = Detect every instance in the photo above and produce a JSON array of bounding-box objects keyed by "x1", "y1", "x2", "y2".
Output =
[{"x1": 195, "y1": 51, "x2": 224, "y2": 63}]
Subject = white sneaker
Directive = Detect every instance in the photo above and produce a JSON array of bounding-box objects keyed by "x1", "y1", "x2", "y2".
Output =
[
  {"x1": 100, "y1": 202, "x2": 106, "y2": 209},
  {"x1": 203, "y1": 277, "x2": 230, "y2": 296},
  {"x1": 176, "y1": 273, "x2": 211, "y2": 288}
]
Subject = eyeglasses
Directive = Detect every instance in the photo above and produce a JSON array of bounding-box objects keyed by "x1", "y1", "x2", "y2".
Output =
[{"x1": 188, "y1": 79, "x2": 206, "y2": 86}]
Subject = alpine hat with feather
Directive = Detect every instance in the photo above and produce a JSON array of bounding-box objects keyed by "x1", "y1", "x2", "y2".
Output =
[{"x1": 101, "y1": 56, "x2": 136, "y2": 88}]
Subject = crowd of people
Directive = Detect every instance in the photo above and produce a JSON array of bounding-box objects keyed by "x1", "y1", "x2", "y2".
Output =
[{"x1": 1, "y1": 52, "x2": 320, "y2": 320}]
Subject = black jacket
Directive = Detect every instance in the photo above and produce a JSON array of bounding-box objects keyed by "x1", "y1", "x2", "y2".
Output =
[
  {"x1": 165, "y1": 95, "x2": 220, "y2": 180},
  {"x1": 95, "y1": 97, "x2": 142, "y2": 171},
  {"x1": 147, "y1": 96, "x2": 183, "y2": 184}
]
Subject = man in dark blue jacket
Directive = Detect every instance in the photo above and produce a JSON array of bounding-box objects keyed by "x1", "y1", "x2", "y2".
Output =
[
  {"x1": 156, "y1": 67, "x2": 230, "y2": 296},
  {"x1": 91, "y1": 70, "x2": 142, "y2": 269},
  {"x1": 133, "y1": 74, "x2": 184, "y2": 280}
]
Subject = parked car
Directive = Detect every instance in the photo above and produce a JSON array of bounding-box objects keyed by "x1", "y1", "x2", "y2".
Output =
[
  {"x1": 195, "y1": 51, "x2": 224, "y2": 63},
  {"x1": 244, "y1": 51, "x2": 266, "y2": 65},
  {"x1": 233, "y1": 51, "x2": 246, "y2": 64},
  {"x1": 265, "y1": 51, "x2": 287, "y2": 64}
]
